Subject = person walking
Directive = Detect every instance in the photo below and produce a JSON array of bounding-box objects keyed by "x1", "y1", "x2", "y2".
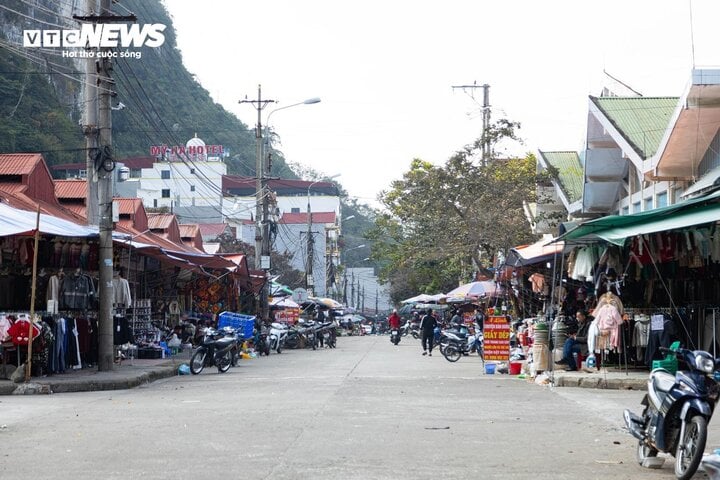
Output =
[{"x1": 420, "y1": 308, "x2": 438, "y2": 356}]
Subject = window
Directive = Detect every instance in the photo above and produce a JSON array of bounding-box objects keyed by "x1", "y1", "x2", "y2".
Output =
[
  {"x1": 622, "y1": 206, "x2": 629, "y2": 215},
  {"x1": 153, "y1": 199, "x2": 157, "y2": 208},
  {"x1": 161, "y1": 189, "x2": 170, "y2": 198},
  {"x1": 190, "y1": 185, "x2": 195, "y2": 192},
  {"x1": 633, "y1": 202, "x2": 641, "y2": 213},
  {"x1": 644, "y1": 197, "x2": 653, "y2": 211},
  {"x1": 190, "y1": 168, "x2": 195, "y2": 174},
  {"x1": 78, "y1": 169, "x2": 87, "y2": 178},
  {"x1": 291, "y1": 207, "x2": 300, "y2": 213},
  {"x1": 130, "y1": 168, "x2": 141, "y2": 178},
  {"x1": 656, "y1": 191, "x2": 668, "y2": 208},
  {"x1": 161, "y1": 170, "x2": 170, "y2": 179}
]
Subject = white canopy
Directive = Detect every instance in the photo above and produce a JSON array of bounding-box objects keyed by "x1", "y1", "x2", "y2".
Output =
[
  {"x1": 401, "y1": 293, "x2": 445, "y2": 304},
  {"x1": 0, "y1": 203, "x2": 97, "y2": 237}
]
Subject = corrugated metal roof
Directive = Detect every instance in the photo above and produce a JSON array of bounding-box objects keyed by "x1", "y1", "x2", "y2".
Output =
[
  {"x1": 0, "y1": 153, "x2": 42, "y2": 175},
  {"x1": 539, "y1": 151, "x2": 583, "y2": 203},
  {"x1": 179, "y1": 224, "x2": 200, "y2": 239},
  {"x1": 198, "y1": 223, "x2": 228, "y2": 237},
  {"x1": 65, "y1": 204, "x2": 86, "y2": 217},
  {"x1": 147, "y1": 213, "x2": 176, "y2": 230},
  {"x1": 115, "y1": 198, "x2": 142, "y2": 214},
  {"x1": 591, "y1": 96, "x2": 678, "y2": 159},
  {"x1": 0, "y1": 183, "x2": 27, "y2": 194},
  {"x1": 280, "y1": 212, "x2": 336, "y2": 224},
  {"x1": 119, "y1": 156, "x2": 155, "y2": 169},
  {"x1": 55, "y1": 180, "x2": 87, "y2": 199}
]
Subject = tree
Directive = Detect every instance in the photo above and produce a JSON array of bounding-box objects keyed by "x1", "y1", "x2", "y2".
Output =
[{"x1": 368, "y1": 119, "x2": 539, "y2": 304}]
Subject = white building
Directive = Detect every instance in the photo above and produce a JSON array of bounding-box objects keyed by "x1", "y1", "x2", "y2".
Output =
[{"x1": 115, "y1": 136, "x2": 227, "y2": 223}]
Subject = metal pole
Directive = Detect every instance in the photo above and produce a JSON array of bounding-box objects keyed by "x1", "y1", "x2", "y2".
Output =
[{"x1": 25, "y1": 206, "x2": 41, "y2": 382}]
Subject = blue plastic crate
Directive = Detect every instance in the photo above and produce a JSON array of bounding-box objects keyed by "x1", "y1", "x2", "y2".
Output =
[{"x1": 218, "y1": 311, "x2": 255, "y2": 338}]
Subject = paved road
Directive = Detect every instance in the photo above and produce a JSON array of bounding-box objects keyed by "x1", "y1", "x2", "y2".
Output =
[{"x1": 1, "y1": 335, "x2": 719, "y2": 479}]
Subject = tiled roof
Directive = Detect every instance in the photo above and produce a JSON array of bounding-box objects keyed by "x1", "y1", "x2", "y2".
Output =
[
  {"x1": 64, "y1": 204, "x2": 86, "y2": 217},
  {"x1": 591, "y1": 96, "x2": 678, "y2": 159},
  {"x1": 280, "y1": 212, "x2": 336, "y2": 224},
  {"x1": 179, "y1": 224, "x2": 200, "y2": 239},
  {"x1": 0, "y1": 183, "x2": 27, "y2": 194},
  {"x1": 55, "y1": 180, "x2": 87, "y2": 199},
  {"x1": 147, "y1": 213, "x2": 176, "y2": 230},
  {"x1": 198, "y1": 223, "x2": 228, "y2": 237},
  {"x1": 538, "y1": 151, "x2": 584, "y2": 203},
  {"x1": 223, "y1": 175, "x2": 339, "y2": 196},
  {"x1": 118, "y1": 156, "x2": 156, "y2": 169},
  {"x1": 0, "y1": 153, "x2": 42, "y2": 175}
]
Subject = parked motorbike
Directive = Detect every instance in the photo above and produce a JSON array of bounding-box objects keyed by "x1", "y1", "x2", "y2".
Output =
[
  {"x1": 440, "y1": 326, "x2": 484, "y2": 363},
  {"x1": 623, "y1": 343, "x2": 720, "y2": 480},
  {"x1": 254, "y1": 325, "x2": 271, "y2": 356},
  {"x1": 317, "y1": 321, "x2": 337, "y2": 348},
  {"x1": 400, "y1": 320, "x2": 419, "y2": 339},
  {"x1": 189, "y1": 327, "x2": 238, "y2": 374},
  {"x1": 269, "y1": 322, "x2": 289, "y2": 354}
]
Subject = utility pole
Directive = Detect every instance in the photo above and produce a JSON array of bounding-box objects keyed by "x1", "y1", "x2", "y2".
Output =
[
  {"x1": 361, "y1": 285, "x2": 365, "y2": 313},
  {"x1": 356, "y1": 279, "x2": 361, "y2": 312},
  {"x1": 452, "y1": 82, "x2": 491, "y2": 166},
  {"x1": 239, "y1": 85, "x2": 275, "y2": 322},
  {"x1": 350, "y1": 272, "x2": 355, "y2": 309},
  {"x1": 375, "y1": 290, "x2": 378, "y2": 314},
  {"x1": 342, "y1": 269, "x2": 348, "y2": 305},
  {"x1": 74, "y1": 1, "x2": 135, "y2": 371},
  {"x1": 305, "y1": 209, "x2": 314, "y2": 296},
  {"x1": 83, "y1": 0, "x2": 98, "y2": 227}
]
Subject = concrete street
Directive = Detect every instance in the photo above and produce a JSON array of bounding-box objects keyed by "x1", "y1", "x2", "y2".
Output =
[{"x1": 1, "y1": 335, "x2": 719, "y2": 479}]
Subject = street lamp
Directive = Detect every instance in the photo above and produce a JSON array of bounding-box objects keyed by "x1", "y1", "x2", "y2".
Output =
[{"x1": 306, "y1": 173, "x2": 341, "y2": 295}]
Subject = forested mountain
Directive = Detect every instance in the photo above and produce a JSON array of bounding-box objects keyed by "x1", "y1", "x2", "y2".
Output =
[{"x1": 0, "y1": 0, "x2": 295, "y2": 178}]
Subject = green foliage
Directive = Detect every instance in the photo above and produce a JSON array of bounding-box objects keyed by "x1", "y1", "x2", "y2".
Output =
[
  {"x1": 0, "y1": 0, "x2": 296, "y2": 179},
  {"x1": 369, "y1": 119, "x2": 538, "y2": 304}
]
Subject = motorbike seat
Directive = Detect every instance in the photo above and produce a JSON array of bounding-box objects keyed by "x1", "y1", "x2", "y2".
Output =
[
  {"x1": 651, "y1": 370, "x2": 676, "y2": 394},
  {"x1": 444, "y1": 329, "x2": 467, "y2": 339}
]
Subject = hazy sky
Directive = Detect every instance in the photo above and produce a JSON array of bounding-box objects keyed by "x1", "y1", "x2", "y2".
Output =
[{"x1": 162, "y1": 0, "x2": 720, "y2": 207}]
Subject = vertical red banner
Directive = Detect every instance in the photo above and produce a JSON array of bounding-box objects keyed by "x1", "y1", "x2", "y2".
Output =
[{"x1": 483, "y1": 316, "x2": 510, "y2": 362}]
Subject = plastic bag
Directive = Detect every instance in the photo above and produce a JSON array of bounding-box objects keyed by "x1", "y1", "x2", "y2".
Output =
[{"x1": 178, "y1": 364, "x2": 190, "y2": 375}]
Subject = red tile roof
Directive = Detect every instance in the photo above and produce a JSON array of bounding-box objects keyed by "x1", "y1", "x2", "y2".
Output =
[
  {"x1": 0, "y1": 153, "x2": 43, "y2": 175},
  {"x1": 280, "y1": 212, "x2": 337, "y2": 224},
  {"x1": 55, "y1": 180, "x2": 87, "y2": 200},
  {"x1": 65, "y1": 204, "x2": 86, "y2": 217},
  {"x1": 0, "y1": 183, "x2": 28, "y2": 194}
]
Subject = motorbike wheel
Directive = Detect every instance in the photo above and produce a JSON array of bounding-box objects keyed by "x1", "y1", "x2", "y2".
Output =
[
  {"x1": 411, "y1": 332, "x2": 419, "y2": 340},
  {"x1": 190, "y1": 350, "x2": 206, "y2": 375},
  {"x1": 636, "y1": 440, "x2": 658, "y2": 466},
  {"x1": 443, "y1": 344, "x2": 461, "y2": 363},
  {"x1": 393, "y1": 336, "x2": 400, "y2": 345},
  {"x1": 231, "y1": 349, "x2": 238, "y2": 367},
  {"x1": 217, "y1": 351, "x2": 232, "y2": 373},
  {"x1": 674, "y1": 415, "x2": 707, "y2": 480}
]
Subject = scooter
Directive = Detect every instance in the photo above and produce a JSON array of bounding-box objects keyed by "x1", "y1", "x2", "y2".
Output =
[
  {"x1": 189, "y1": 327, "x2": 238, "y2": 374},
  {"x1": 269, "y1": 322, "x2": 289, "y2": 354},
  {"x1": 440, "y1": 328, "x2": 484, "y2": 363},
  {"x1": 390, "y1": 325, "x2": 401, "y2": 345},
  {"x1": 623, "y1": 343, "x2": 720, "y2": 480}
]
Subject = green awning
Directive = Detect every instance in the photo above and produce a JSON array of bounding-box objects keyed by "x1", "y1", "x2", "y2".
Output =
[{"x1": 558, "y1": 190, "x2": 720, "y2": 245}]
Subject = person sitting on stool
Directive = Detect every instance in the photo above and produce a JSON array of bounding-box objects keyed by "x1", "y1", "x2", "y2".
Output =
[{"x1": 558, "y1": 309, "x2": 591, "y2": 371}]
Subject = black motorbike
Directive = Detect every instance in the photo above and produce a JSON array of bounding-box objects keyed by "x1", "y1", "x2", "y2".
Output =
[
  {"x1": 623, "y1": 343, "x2": 720, "y2": 480},
  {"x1": 390, "y1": 325, "x2": 401, "y2": 345},
  {"x1": 190, "y1": 327, "x2": 238, "y2": 374}
]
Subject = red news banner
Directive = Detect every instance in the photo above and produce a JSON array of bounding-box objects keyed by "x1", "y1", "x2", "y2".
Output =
[{"x1": 483, "y1": 316, "x2": 510, "y2": 362}]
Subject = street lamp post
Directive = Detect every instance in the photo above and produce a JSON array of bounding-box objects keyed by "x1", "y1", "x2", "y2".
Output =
[{"x1": 306, "y1": 173, "x2": 340, "y2": 296}]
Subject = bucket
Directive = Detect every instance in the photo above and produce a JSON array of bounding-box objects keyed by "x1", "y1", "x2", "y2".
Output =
[
  {"x1": 484, "y1": 363, "x2": 496, "y2": 375},
  {"x1": 509, "y1": 362, "x2": 522, "y2": 375}
]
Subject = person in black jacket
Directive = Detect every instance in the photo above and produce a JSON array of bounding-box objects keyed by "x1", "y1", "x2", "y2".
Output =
[
  {"x1": 420, "y1": 308, "x2": 438, "y2": 356},
  {"x1": 558, "y1": 310, "x2": 592, "y2": 371}
]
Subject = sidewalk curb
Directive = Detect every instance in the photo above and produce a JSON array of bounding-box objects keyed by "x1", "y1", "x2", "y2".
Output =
[
  {"x1": 553, "y1": 373, "x2": 645, "y2": 390},
  {"x1": 0, "y1": 363, "x2": 180, "y2": 395}
]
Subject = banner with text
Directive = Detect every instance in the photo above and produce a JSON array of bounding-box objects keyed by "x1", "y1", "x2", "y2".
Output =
[{"x1": 483, "y1": 316, "x2": 510, "y2": 362}]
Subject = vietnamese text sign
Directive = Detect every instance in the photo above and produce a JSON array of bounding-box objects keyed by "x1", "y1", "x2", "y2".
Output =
[{"x1": 483, "y1": 315, "x2": 510, "y2": 362}]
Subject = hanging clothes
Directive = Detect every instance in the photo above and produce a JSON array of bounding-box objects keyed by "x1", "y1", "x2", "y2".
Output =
[
  {"x1": 645, "y1": 313, "x2": 677, "y2": 366},
  {"x1": 594, "y1": 303, "x2": 623, "y2": 349},
  {"x1": 112, "y1": 276, "x2": 132, "y2": 308},
  {"x1": 7, "y1": 315, "x2": 41, "y2": 346}
]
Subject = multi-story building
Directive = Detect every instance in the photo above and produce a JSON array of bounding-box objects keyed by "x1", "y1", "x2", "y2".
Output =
[
  {"x1": 536, "y1": 68, "x2": 720, "y2": 230},
  {"x1": 115, "y1": 136, "x2": 227, "y2": 224}
]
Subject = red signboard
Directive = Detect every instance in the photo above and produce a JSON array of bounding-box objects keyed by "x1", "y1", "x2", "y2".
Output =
[
  {"x1": 274, "y1": 308, "x2": 299, "y2": 324},
  {"x1": 483, "y1": 316, "x2": 510, "y2": 362}
]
